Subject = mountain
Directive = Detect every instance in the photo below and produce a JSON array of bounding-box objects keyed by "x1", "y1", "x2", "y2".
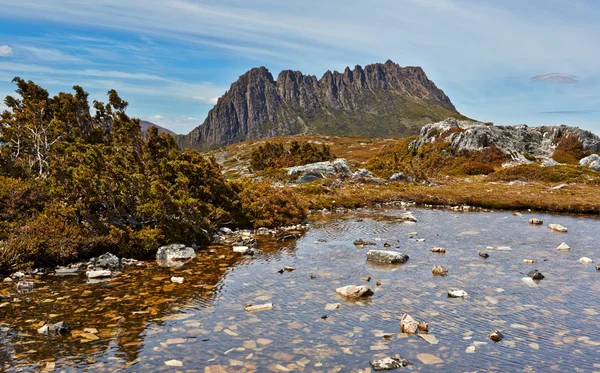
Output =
[
  {"x1": 177, "y1": 60, "x2": 467, "y2": 151},
  {"x1": 139, "y1": 120, "x2": 176, "y2": 136}
]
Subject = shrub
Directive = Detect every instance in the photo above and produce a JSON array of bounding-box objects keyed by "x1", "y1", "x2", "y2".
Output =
[
  {"x1": 250, "y1": 140, "x2": 334, "y2": 170},
  {"x1": 462, "y1": 161, "x2": 495, "y2": 175},
  {"x1": 523, "y1": 152, "x2": 536, "y2": 162},
  {"x1": 552, "y1": 135, "x2": 587, "y2": 164}
]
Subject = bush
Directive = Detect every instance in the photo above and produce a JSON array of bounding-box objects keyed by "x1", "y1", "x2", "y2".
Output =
[
  {"x1": 250, "y1": 140, "x2": 334, "y2": 170},
  {"x1": 552, "y1": 135, "x2": 587, "y2": 164},
  {"x1": 462, "y1": 161, "x2": 495, "y2": 175},
  {"x1": 523, "y1": 152, "x2": 536, "y2": 162},
  {"x1": 489, "y1": 164, "x2": 600, "y2": 184}
]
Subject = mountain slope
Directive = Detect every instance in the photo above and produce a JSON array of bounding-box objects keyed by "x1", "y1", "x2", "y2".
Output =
[
  {"x1": 178, "y1": 60, "x2": 467, "y2": 151},
  {"x1": 139, "y1": 120, "x2": 176, "y2": 136}
]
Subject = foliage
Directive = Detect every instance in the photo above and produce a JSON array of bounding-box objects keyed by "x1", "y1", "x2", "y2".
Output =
[
  {"x1": 0, "y1": 79, "x2": 306, "y2": 273},
  {"x1": 552, "y1": 135, "x2": 588, "y2": 164},
  {"x1": 488, "y1": 163, "x2": 600, "y2": 184},
  {"x1": 250, "y1": 140, "x2": 334, "y2": 170},
  {"x1": 523, "y1": 152, "x2": 536, "y2": 162},
  {"x1": 461, "y1": 161, "x2": 495, "y2": 175}
]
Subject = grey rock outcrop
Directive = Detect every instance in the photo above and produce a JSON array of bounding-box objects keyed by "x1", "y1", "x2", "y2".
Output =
[
  {"x1": 580, "y1": 154, "x2": 600, "y2": 171},
  {"x1": 156, "y1": 244, "x2": 196, "y2": 268},
  {"x1": 367, "y1": 250, "x2": 409, "y2": 264},
  {"x1": 178, "y1": 60, "x2": 463, "y2": 151},
  {"x1": 414, "y1": 118, "x2": 600, "y2": 163},
  {"x1": 287, "y1": 158, "x2": 352, "y2": 179}
]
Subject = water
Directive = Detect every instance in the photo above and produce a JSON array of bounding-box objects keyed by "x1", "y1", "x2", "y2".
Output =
[{"x1": 1, "y1": 208, "x2": 600, "y2": 372}]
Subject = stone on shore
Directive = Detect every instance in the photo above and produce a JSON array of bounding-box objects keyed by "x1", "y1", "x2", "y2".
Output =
[
  {"x1": 548, "y1": 224, "x2": 568, "y2": 233},
  {"x1": 369, "y1": 355, "x2": 411, "y2": 371},
  {"x1": 367, "y1": 250, "x2": 409, "y2": 264},
  {"x1": 336, "y1": 285, "x2": 374, "y2": 298}
]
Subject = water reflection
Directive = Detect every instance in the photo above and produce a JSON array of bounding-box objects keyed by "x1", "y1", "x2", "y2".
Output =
[{"x1": 2, "y1": 208, "x2": 600, "y2": 372}]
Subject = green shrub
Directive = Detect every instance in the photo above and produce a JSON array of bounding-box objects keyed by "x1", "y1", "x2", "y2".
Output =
[
  {"x1": 250, "y1": 140, "x2": 334, "y2": 170},
  {"x1": 462, "y1": 161, "x2": 495, "y2": 175}
]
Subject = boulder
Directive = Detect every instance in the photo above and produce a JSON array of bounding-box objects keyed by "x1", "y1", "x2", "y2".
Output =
[
  {"x1": 156, "y1": 244, "x2": 196, "y2": 268},
  {"x1": 399, "y1": 314, "x2": 419, "y2": 334},
  {"x1": 432, "y1": 265, "x2": 448, "y2": 276},
  {"x1": 541, "y1": 159, "x2": 559, "y2": 167},
  {"x1": 489, "y1": 330, "x2": 504, "y2": 342},
  {"x1": 335, "y1": 285, "x2": 374, "y2": 298},
  {"x1": 93, "y1": 253, "x2": 120, "y2": 269},
  {"x1": 369, "y1": 355, "x2": 412, "y2": 371},
  {"x1": 527, "y1": 269, "x2": 545, "y2": 280},
  {"x1": 556, "y1": 242, "x2": 571, "y2": 251},
  {"x1": 287, "y1": 158, "x2": 352, "y2": 179},
  {"x1": 353, "y1": 168, "x2": 373, "y2": 178},
  {"x1": 579, "y1": 154, "x2": 600, "y2": 169},
  {"x1": 367, "y1": 250, "x2": 409, "y2": 264},
  {"x1": 448, "y1": 289, "x2": 468, "y2": 298},
  {"x1": 589, "y1": 160, "x2": 600, "y2": 171},
  {"x1": 548, "y1": 224, "x2": 568, "y2": 233}
]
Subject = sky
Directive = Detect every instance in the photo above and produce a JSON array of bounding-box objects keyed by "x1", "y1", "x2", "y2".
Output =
[{"x1": 0, "y1": 0, "x2": 598, "y2": 134}]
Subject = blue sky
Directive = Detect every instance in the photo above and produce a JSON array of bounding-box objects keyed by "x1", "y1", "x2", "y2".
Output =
[{"x1": 0, "y1": 0, "x2": 598, "y2": 134}]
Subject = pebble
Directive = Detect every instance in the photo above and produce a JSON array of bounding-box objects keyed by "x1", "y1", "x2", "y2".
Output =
[
  {"x1": 171, "y1": 277, "x2": 184, "y2": 284},
  {"x1": 164, "y1": 360, "x2": 183, "y2": 367}
]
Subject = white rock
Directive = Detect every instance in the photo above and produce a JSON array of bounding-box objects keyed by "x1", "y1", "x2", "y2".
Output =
[
  {"x1": 325, "y1": 303, "x2": 342, "y2": 311},
  {"x1": 579, "y1": 257, "x2": 593, "y2": 264},
  {"x1": 523, "y1": 259, "x2": 536, "y2": 264},
  {"x1": 336, "y1": 285, "x2": 374, "y2": 298},
  {"x1": 448, "y1": 289, "x2": 468, "y2": 298},
  {"x1": 85, "y1": 270, "x2": 112, "y2": 279},
  {"x1": 521, "y1": 277, "x2": 537, "y2": 287},
  {"x1": 366, "y1": 250, "x2": 409, "y2": 264},
  {"x1": 556, "y1": 242, "x2": 571, "y2": 251},
  {"x1": 171, "y1": 277, "x2": 184, "y2": 284},
  {"x1": 164, "y1": 360, "x2": 183, "y2": 367},
  {"x1": 400, "y1": 313, "x2": 419, "y2": 334},
  {"x1": 548, "y1": 224, "x2": 568, "y2": 233},
  {"x1": 245, "y1": 303, "x2": 273, "y2": 312}
]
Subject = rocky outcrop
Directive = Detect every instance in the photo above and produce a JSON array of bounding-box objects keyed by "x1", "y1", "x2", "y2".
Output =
[
  {"x1": 178, "y1": 61, "x2": 464, "y2": 150},
  {"x1": 414, "y1": 118, "x2": 600, "y2": 164}
]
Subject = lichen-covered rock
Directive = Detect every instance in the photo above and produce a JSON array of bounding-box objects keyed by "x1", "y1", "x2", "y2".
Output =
[
  {"x1": 579, "y1": 154, "x2": 600, "y2": 170},
  {"x1": 367, "y1": 250, "x2": 409, "y2": 264},
  {"x1": 400, "y1": 313, "x2": 419, "y2": 334},
  {"x1": 92, "y1": 253, "x2": 120, "y2": 269},
  {"x1": 156, "y1": 244, "x2": 196, "y2": 268},
  {"x1": 389, "y1": 172, "x2": 405, "y2": 182},
  {"x1": 287, "y1": 158, "x2": 352, "y2": 179},
  {"x1": 335, "y1": 285, "x2": 374, "y2": 298}
]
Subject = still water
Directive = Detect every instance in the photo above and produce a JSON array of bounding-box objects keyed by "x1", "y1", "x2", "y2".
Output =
[{"x1": 1, "y1": 208, "x2": 600, "y2": 372}]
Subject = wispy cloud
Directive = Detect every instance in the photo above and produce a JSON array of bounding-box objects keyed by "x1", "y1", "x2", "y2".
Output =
[
  {"x1": 21, "y1": 46, "x2": 82, "y2": 62},
  {"x1": 540, "y1": 110, "x2": 596, "y2": 114},
  {"x1": 532, "y1": 73, "x2": 579, "y2": 84},
  {"x1": 0, "y1": 45, "x2": 12, "y2": 57},
  {"x1": 192, "y1": 95, "x2": 219, "y2": 105}
]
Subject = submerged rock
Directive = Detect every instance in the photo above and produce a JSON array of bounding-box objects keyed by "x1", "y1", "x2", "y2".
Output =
[
  {"x1": 523, "y1": 259, "x2": 536, "y2": 264},
  {"x1": 354, "y1": 238, "x2": 376, "y2": 246},
  {"x1": 171, "y1": 277, "x2": 185, "y2": 284},
  {"x1": 430, "y1": 247, "x2": 446, "y2": 253},
  {"x1": 156, "y1": 244, "x2": 196, "y2": 268},
  {"x1": 397, "y1": 212, "x2": 417, "y2": 223},
  {"x1": 367, "y1": 250, "x2": 409, "y2": 264},
  {"x1": 325, "y1": 303, "x2": 342, "y2": 310},
  {"x1": 336, "y1": 285, "x2": 374, "y2": 298},
  {"x1": 548, "y1": 224, "x2": 568, "y2": 233},
  {"x1": 527, "y1": 270, "x2": 545, "y2": 280},
  {"x1": 245, "y1": 303, "x2": 273, "y2": 312},
  {"x1": 448, "y1": 289, "x2": 469, "y2": 298},
  {"x1": 556, "y1": 242, "x2": 571, "y2": 251},
  {"x1": 529, "y1": 218, "x2": 543, "y2": 225},
  {"x1": 478, "y1": 250, "x2": 489, "y2": 258},
  {"x1": 369, "y1": 355, "x2": 412, "y2": 371},
  {"x1": 579, "y1": 257, "x2": 593, "y2": 264},
  {"x1": 432, "y1": 265, "x2": 448, "y2": 276},
  {"x1": 489, "y1": 330, "x2": 504, "y2": 342}
]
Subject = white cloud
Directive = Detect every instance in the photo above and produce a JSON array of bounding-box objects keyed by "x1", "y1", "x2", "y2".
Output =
[
  {"x1": 0, "y1": 45, "x2": 12, "y2": 57},
  {"x1": 22, "y1": 46, "x2": 82, "y2": 62},
  {"x1": 192, "y1": 95, "x2": 219, "y2": 105},
  {"x1": 150, "y1": 114, "x2": 163, "y2": 120},
  {"x1": 532, "y1": 73, "x2": 579, "y2": 84}
]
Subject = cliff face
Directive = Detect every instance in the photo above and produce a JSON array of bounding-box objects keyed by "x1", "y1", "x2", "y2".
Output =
[{"x1": 179, "y1": 60, "x2": 465, "y2": 151}]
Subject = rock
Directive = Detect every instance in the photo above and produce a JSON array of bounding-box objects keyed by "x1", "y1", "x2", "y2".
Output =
[
  {"x1": 156, "y1": 244, "x2": 196, "y2": 268},
  {"x1": 336, "y1": 285, "x2": 374, "y2": 298},
  {"x1": 354, "y1": 238, "x2": 376, "y2": 246},
  {"x1": 38, "y1": 322, "x2": 69, "y2": 335},
  {"x1": 325, "y1": 303, "x2": 342, "y2": 311},
  {"x1": 93, "y1": 253, "x2": 120, "y2": 269},
  {"x1": 478, "y1": 250, "x2": 489, "y2": 258},
  {"x1": 220, "y1": 227, "x2": 233, "y2": 234},
  {"x1": 367, "y1": 250, "x2": 409, "y2": 264},
  {"x1": 12, "y1": 271, "x2": 25, "y2": 279},
  {"x1": 54, "y1": 266, "x2": 82, "y2": 275},
  {"x1": 383, "y1": 242, "x2": 392, "y2": 247},
  {"x1": 369, "y1": 355, "x2": 411, "y2": 371},
  {"x1": 418, "y1": 322, "x2": 429, "y2": 332},
  {"x1": 556, "y1": 242, "x2": 571, "y2": 251},
  {"x1": 397, "y1": 212, "x2": 417, "y2": 223},
  {"x1": 527, "y1": 270, "x2": 545, "y2": 280},
  {"x1": 415, "y1": 238, "x2": 425, "y2": 243},
  {"x1": 407, "y1": 232, "x2": 418, "y2": 237},
  {"x1": 550, "y1": 183, "x2": 568, "y2": 190},
  {"x1": 431, "y1": 265, "x2": 448, "y2": 276},
  {"x1": 16, "y1": 281, "x2": 34, "y2": 290},
  {"x1": 448, "y1": 289, "x2": 468, "y2": 298},
  {"x1": 296, "y1": 171, "x2": 325, "y2": 184},
  {"x1": 164, "y1": 360, "x2": 183, "y2": 367},
  {"x1": 579, "y1": 154, "x2": 600, "y2": 168},
  {"x1": 548, "y1": 224, "x2": 568, "y2": 233},
  {"x1": 233, "y1": 246, "x2": 255, "y2": 255},
  {"x1": 399, "y1": 314, "x2": 419, "y2": 334},
  {"x1": 245, "y1": 303, "x2": 273, "y2": 312},
  {"x1": 523, "y1": 259, "x2": 536, "y2": 264},
  {"x1": 389, "y1": 172, "x2": 405, "y2": 182},
  {"x1": 362, "y1": 276, "x2": 371, "y2": 282},
  {"x1": 171, "y1": 277, "x2": 185, "y2": 284},
  {"x1": 541, "y1": 159, "x2": 559, "y2": 167},
  {"x1": 416, "y1": 353, "x2": 444, "y2": 365},
  {"x1": 489, "y1": 330, "x2": 504, "y2": 342},
  {"x1": 596, "y1": 264, "x2": 600, "y2": 271},
  {"x1": 86, "y1": 270, "x2": 112, "y2": 279},
  {"x1": 466, "y1": 345, "x2": 476, "y2": 353},
  {"x1": 353, "y1": 168, "x2": 373, "y2": 178},
  {"x1": 430, "y1": 247, "x2": 446, "y2": 253},
  {"x1": 287, "y1": 159, "x2": 352, "y2": 179},
  {"x1": 529, "y1": 218, "x2": 543, "y2": 225},
  {"x1": 418, "y1": 333, "x2": 438, "y2": 344},
  {"x1": 579, "y1": 257, "x2": 593, "y2": 264},
  {"x1": 2, "y1": 277, "x2": 12, "y2": 282},
  {"x1": 521, "y1": 277, "x2": 537, "y2": 287}
]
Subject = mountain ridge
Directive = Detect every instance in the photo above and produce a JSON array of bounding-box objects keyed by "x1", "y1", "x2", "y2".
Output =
[{"x1": 177, "y1": 60, "x2": 467, "y2": 151}]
